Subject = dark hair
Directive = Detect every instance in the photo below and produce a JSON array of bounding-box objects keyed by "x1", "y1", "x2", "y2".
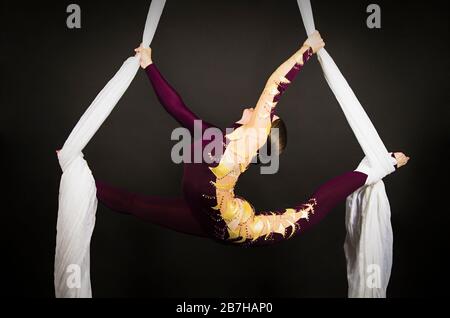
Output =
[
  {"x1": 253, "y1": 118, "x2": 287, "y2": 165},
  {"x1": 268, "y1": 118, "x2": 287, "y2": 155}
]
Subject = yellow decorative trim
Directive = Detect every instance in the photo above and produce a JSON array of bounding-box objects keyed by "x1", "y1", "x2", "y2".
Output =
[
  {"x1": 209, "y1": 110, "x2": 317, "y2": 243},
  {"x1": 209, "y1": 164, "x2": 233, "y2": 180}
]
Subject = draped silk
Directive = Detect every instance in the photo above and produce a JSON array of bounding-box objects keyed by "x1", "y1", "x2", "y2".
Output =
[
  {"x1": 297, "y1": 0, "x2": 395, "y2": 298},
  {"x1": 54, "y1": 0, "x2": 166, "y2": 298}
]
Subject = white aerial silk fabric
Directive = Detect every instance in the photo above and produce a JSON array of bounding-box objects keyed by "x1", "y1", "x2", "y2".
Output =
[
  {"x1": 55, "y1": 0, "x2": 166, "y2": 298},
  {"x1": 297, "y1": 0, "x2": 395, "y2": 297}
]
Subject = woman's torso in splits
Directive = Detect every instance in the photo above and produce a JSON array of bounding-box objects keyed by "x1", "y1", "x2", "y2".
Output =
[{"x1": 182, "y1": 118, "x2": 315, "y2": 246}]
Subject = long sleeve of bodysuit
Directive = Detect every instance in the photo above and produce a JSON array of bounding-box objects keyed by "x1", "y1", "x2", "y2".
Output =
[
  {"x1": 145, "y1": 63, "x2": 214, "y2": 134},
  {"x1": 274, "y1": 47, "x2": 313, "y2": 102},
  {"x1": 223, "y1": 47, "x2": 314, "y2": 166},
  {"x1": 253, "y1": 47, "x2": 314, "y2": 125},
  {"x1": 270, "y1": 47, "x2": 314, "y2": 118}
]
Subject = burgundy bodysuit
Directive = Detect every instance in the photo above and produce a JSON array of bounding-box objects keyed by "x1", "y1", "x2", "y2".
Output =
[{"x1": 96, "y1": 49, "x2": 395, "y2": 247}]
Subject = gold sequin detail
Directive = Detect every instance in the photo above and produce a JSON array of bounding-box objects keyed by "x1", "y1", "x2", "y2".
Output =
[{"x1": 208, "y1": 64, "x2": 317, "y2": 244}]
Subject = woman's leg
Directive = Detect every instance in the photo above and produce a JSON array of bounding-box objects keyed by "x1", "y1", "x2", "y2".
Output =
[
  {"x1": 245, "y1": 171, "x2": 368, "y2": 246},
  {"x1": 95, "y1": 180, "x2": 207, "y2": 237},
  {"x1": 295, "y1": 171, "x2": 367, "y2": 233},
  {"x1": 297, "y1": 152, "x2": 400, "y2": 234}
]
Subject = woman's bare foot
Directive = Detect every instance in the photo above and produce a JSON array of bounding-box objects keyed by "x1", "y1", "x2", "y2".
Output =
[{"x1": 394, "y1": 152, "x2": 410, "y2": 168}]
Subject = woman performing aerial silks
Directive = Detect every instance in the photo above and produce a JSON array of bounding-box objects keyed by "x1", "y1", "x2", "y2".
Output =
[
  {"x1": 96, "y1": 31, "x2": 409, "y2": 246},
  {"x1": 55, "y1": 0, "x2": 408, "y2": 298}
]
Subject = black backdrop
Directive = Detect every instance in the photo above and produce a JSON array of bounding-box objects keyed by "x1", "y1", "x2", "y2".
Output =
[{"x1": 2, "y1": 0, "x2": 448, "y2": 297}]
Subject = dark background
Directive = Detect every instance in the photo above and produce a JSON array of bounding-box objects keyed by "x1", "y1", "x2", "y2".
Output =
[{"x1": 2, "y1": 0, "x2": 448, "y2": 297}]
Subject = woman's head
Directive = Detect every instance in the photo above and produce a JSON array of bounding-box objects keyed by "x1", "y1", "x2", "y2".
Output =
[
  {"x1": 268, "y1": 118, "x2": 287, "y2": 156},
  {"x1": 236, "y1": 107, "x2": 287, "y2": 156}
]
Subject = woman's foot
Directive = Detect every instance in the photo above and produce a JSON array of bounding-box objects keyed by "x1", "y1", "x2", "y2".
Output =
[{"x1": 393, "y1": 152, "x2": 410, "y2": 168}]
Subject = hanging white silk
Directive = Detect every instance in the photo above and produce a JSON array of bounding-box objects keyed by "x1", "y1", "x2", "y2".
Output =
[
  {"x1": 55, "y1": 0, "x2": 166, "y2": 298},
  {"x1": 297, "y1": 0, "x2": 395, "y2": 297}
]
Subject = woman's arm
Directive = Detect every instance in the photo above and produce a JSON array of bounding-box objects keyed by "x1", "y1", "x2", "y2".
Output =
[
  {"x1": 145, "y1": 63, "x2": 212, "y2": 134},
  {"x1": 135, "y1": 46, "x2": 212, "y2": 134},
  {"x1": 248, "y1": 31, "x2": 325, "y2": 129}
]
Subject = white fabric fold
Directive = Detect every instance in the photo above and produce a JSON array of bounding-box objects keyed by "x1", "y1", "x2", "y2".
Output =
[
  {"x1": 55, "y1": 0, "x2": 166, "y2": 298},
  {"x1": 297, "y1": 0, "x2": 395, "y2": 297},
  {"x1": 344, "y1": 181, "x2": 393, "y2": 298}
]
